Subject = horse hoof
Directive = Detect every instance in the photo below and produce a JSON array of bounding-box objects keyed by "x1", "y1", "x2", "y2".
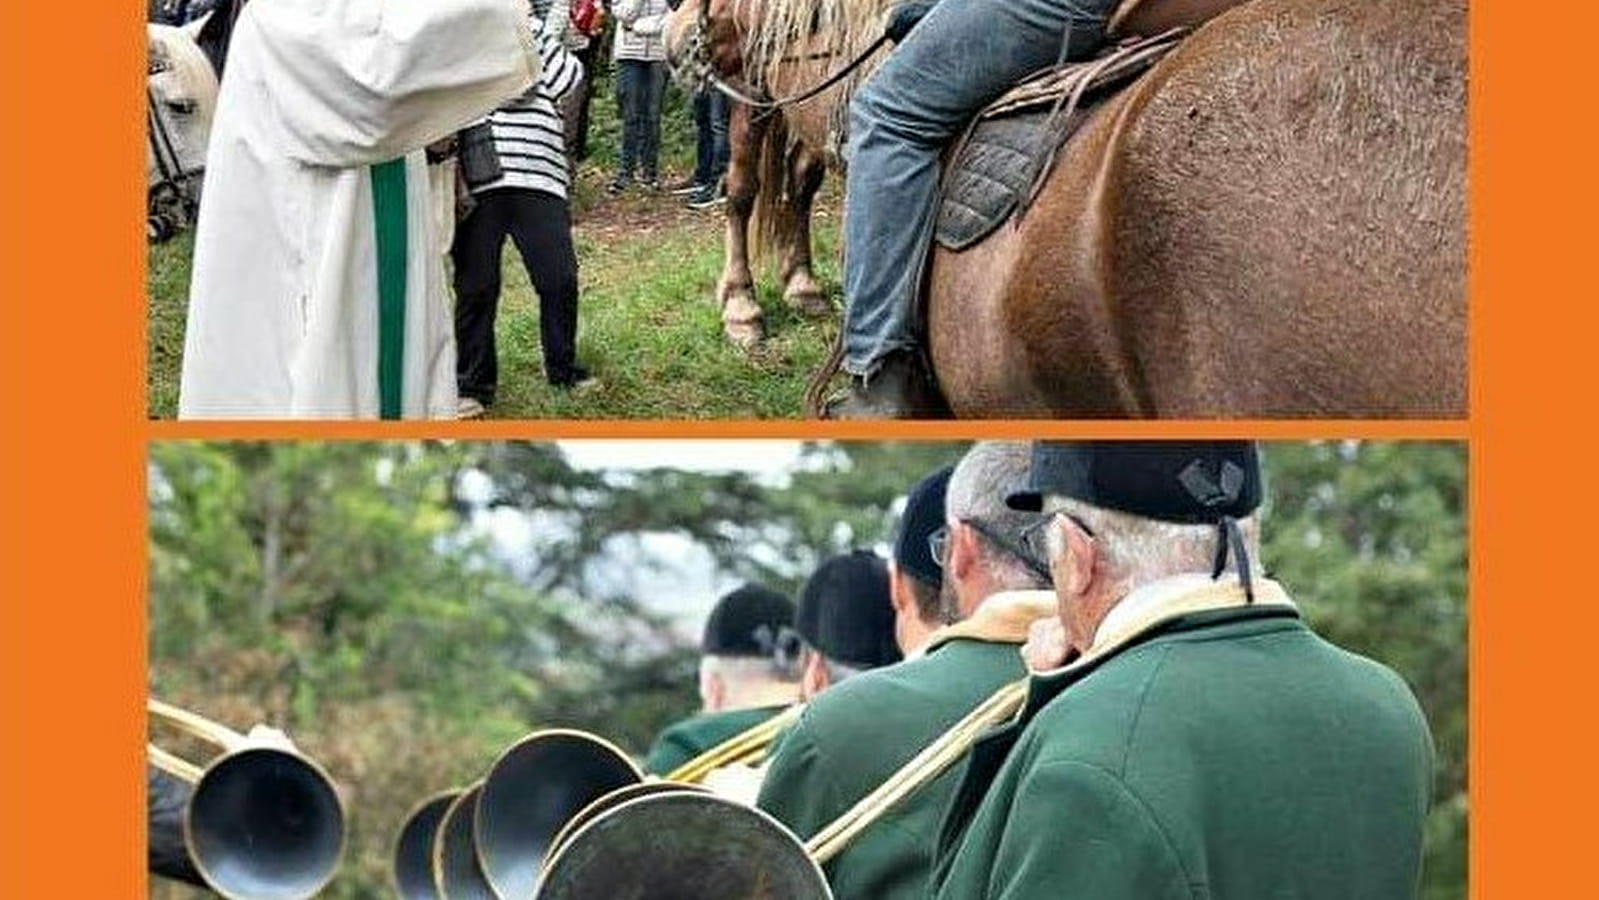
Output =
[{"x1": 724, "y1": 319, "x2": 764, "y2": 348}]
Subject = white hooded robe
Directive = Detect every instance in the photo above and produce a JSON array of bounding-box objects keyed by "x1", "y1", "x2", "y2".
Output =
[{"x1": 178, "y1": 0, "x2": 538, "y2": 419}]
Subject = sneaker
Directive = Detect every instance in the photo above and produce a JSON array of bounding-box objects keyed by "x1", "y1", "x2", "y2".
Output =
[
  {"x1": 686, "y1": 180, "x2": 727, "y2": 210},
  {"x1": 606, "y1": 177, "x2": 631, "y2": 196},
  {"x1": 638, "y1": 176, "x2": 661, "y2": 193},
  {"x1": 456, "y1": 396, "x2": 487, "y2": 419},
  {"x1": 549, "y1": 365, "x2": 600, "y2": 391},
  {"x1": 667, "y1": 176, "x2": 703, "y2": 195}
]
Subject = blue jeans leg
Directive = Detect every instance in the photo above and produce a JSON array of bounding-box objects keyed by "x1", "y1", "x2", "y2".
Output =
[
  {"x1": 616, "y1": 60, "x2": 643, "y2": 179},
  {"x1": 709, "y1": 90, "x2": 730, "y2": 181},
  {"x1": 840, "y1": 0, "x2": 1115, "y2": 376},
  {"x1": 638, "y1": 62, "x2": 667, "y2": 181},
  {"x1": 692, "y1": 90, "x2": 715, "y2": 185}
]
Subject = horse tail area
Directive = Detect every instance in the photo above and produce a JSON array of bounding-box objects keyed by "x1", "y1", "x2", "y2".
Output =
[
  {"x1": 750, "y1": 111, "x2": 798, "y2": 266},
  {"x1": 1009, "y1": 0, "x2": 1467, "y2": 417}
]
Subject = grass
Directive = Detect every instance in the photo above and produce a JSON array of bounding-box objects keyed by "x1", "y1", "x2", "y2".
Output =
[{"x1": 146, "y1": 71, "x2": 843, "y2": 420}]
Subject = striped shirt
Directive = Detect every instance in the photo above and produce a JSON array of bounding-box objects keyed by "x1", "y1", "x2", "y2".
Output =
[{"x1": 474, "y1": 9, "x2": 583, "y2": 199}]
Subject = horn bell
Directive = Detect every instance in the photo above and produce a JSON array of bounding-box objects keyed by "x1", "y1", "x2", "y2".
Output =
[
  {"x1": 546, "y1": 781, "x2": 711, "y2": 862},
  {"x1": 535, "y1": 792, "x2": 833, "y2": 900},
  {"x1": 394, "y1": 790, "x2": 460, "y2": 900},
  {"x1": 185, "y1": 747, "x2": 345, "y2": 900},
  {"x1": 434, "y1": 786, "x2": 498, "y2": 900},
  {"x1": 476, "y1": 730, "x2": 643, "y2": 900}
]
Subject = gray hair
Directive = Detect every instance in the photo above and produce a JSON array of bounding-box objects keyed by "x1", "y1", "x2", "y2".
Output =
[
  {"x1": 945, "y1": 442, "x2": 1050, "y2": 588},
  {"x1": 702, "y1": 652, "x2": 802, "y2": 688},
  {"x1": 1046, "y1": 498, "x2": 1263, "y2": 594}
]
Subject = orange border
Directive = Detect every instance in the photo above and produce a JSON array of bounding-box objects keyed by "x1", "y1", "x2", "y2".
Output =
[
  {"x1": 0, "y1": 0, "x2": 1591, "y2": 896},
  {"x1": 147, "y1": 418, "x2": 1468, "y2": 441},
  {"x1": 0, "y1": 2, "x2": 146, "y2": 897}
]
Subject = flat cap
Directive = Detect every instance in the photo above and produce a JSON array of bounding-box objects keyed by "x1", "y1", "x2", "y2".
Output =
[{"x1": 796, "y1": 551, "x2": 900, "y2": 669}]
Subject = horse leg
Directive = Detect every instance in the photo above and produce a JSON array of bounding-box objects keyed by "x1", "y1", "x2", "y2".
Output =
[
  {"x1": 717, "y1": 102, "x2": 765, "y2": 348},
  {"x1": 780, "y1": 144, "x2": 830, "y2": 317}
]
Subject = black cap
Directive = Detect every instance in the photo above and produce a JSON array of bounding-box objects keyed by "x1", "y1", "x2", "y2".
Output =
[
  {"x1": 1006, "y1": 441, "x2": 1262, "y2": 522},
  {"x1": 701, "y1": 584, "x2": 796, "y2": 657},
  {"x1": 796, "y1": 551, "x2": 900, "y2": 669},
  {"x1": 893, "y1": 465, "x2": 953, "y2": 589}
]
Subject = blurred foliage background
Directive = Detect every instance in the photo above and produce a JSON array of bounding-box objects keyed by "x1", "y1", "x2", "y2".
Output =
[{"x1": 148, "y1": 441, "x2": 1466, "y2": 899}]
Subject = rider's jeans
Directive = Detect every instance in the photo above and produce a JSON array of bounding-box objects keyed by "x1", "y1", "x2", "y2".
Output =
[{"x1": 841, "y1": 0, "x2": 1115, "y2": 377}]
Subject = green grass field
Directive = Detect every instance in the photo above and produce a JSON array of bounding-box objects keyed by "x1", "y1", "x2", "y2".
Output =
[{"x1": 147, "y1": 77, "x2": 843, "y2": 419}]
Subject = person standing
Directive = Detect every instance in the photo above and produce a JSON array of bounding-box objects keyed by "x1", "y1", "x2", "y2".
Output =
[
  {"x1": 608, "y1": 0, "x2": 671, "y2": 193},
  {"x1": 932, "y1": 441, "x2": 1435, "y2": 900},
  {"x1": 562, "y1": 0, "x2": 607, "y2": 163},
  {"x1": 885, "y1": 463, "x2": 953, "y2": 657},
  {"x1": 643, "y1": 583, "x2": 802, "y2": 775},
  {"x1": 452, "y1": 0, "x2": 593, "y2": 418},
  {"x1": 178, "y1": 0, "x2": 540, "y2": 419},
  {"x1": 792, "y1": 550, "x2": 902, "y2": 699},
  {"x1": 670, "y1": 87, "x2": 730, "y2": 209},
  {"x1": 757, "y1": 443, "x2": 1054, "y2": 900}
]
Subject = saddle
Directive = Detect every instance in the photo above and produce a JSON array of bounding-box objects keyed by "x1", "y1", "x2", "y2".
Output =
[
  {"x1": 934, "y1": 0, "x2": 1256, "y2": 250},
  {"x1": 934, "y1": 29, "x2": 1187, "y2": 250}
]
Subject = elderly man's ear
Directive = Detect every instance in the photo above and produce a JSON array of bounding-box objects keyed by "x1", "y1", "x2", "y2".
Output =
[
  {"x1": 801, "y1": 649, "x2": 831, "y2": 700},
  {"x1": 1048, "y1": 514, "x2": 1096, "y2": 599},
  {"x1": 947, "y1": 520, "x2": 982, "y2": 582},
  {"x1": 700, "y1": 668, "x2": 726, "y2": 712}
]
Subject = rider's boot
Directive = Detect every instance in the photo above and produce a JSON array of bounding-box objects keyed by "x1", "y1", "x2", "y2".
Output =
[{"x1": 823, "y1": 349, "x2": 942, "y2": 419}]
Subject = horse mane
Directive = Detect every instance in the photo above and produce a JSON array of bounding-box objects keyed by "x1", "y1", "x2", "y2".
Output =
[{"x1": 734, "y1": 0, "x2": 891, "y2": 95}]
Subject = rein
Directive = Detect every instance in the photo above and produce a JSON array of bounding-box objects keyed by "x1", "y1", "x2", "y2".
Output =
[{"x1": 686, "y1": 3, "x2": 888, "y2": 113}]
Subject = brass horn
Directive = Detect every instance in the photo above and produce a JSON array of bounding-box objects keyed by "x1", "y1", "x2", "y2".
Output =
[
  {"x1": 402, "y1": 706, "x2": 801, "y2": 899},
  {"x1": 474, "y1": 730, "x2": 644, "y2": 900},
  {"x1": 664, "y1": 704, "x2": 804, "y2": 784},
  {"x1": 523, "y1": 685, "x2": 1025, "y2": 900},
  {"x1": 536, "y1": 791, "x2": 833, "y2": 900},
  {"x1": 435, "y1": 785, "x2": 499, "y2": 900},
  {"x1": 545, "y1": 781, "x2": 711, "y2": 863},
  {"x1": 393, "y1": 789, "x2": 460, "y2": 900},
  {"x1": 147, "y1": 699, "x2": 346, "y2": 900}
]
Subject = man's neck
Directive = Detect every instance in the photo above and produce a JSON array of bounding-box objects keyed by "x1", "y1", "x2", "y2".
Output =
[
  {"x1": 1081, "y1": 571, "x2": 1291, "y2": 650},
  {"x1": 710, "y1": 681, "x2": 800, "y2": 713}
]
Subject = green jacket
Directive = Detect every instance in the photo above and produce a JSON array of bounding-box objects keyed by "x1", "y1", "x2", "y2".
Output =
[
  {"x1": 757, "y1": 637, "x2": 1027, "y2": 900},
  {"x1": 643, "y1": 705, "x2": 787, "y2": 776},
  {"x1": 932, "y1": 605, "x2": 1435, "y2": 900}
]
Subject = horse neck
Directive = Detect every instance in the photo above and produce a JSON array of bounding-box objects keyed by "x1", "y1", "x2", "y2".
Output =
[{"x1": 735, "y1": 0, "x2": 891, "y2": 92}]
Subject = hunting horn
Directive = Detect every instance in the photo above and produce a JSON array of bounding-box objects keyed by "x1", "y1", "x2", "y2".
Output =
[
  {"x1": 473, "y1": 729, "x2": 645, "y2": 900},
  {"x1": 528, "y1": 686, "x2": 1024, "y2": 899},
  {"x1": 406, "y1": 706, "x2": 802, "y2": 899},
  {"x1": 434, "y1": 784, "x2": 500, "y2": 900},
  {"x1": 393, "y1": 788, "x2": 460, "y2": 900},
  {"x1": 535, "y1": 791, "x2": 834, "y2": 900},
  {"x1": 664, "y1": 703, "x2": 805, "y2": 784},
  {"x1": 146, "y1": 698, "x2": 346, "y2": 900}
]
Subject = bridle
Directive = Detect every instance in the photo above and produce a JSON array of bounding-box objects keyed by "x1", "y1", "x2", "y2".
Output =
[{"x1": 681, "y1": 0, "x2": 890, "y2": 113}]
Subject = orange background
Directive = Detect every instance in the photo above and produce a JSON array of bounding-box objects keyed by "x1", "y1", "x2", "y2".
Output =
[{"x1": 0, "y1": 0, "x2": 1584, "y2": 896}]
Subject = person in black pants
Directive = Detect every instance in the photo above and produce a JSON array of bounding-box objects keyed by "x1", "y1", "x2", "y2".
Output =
[
  {"x1": 452, "y1": 4, "x2": 592, "y2": 418},
  {"x1": 453, "y1": 189, "x2": 587, "y2": 407}
]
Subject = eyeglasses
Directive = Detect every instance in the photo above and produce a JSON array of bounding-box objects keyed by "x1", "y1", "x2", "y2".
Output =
[
  {"x1": 1016, "y1": 510, "x2": 1096, "y2": 564},
  {"x1": 929, "y1": 516, "x2": 1066, "y2": 584}
]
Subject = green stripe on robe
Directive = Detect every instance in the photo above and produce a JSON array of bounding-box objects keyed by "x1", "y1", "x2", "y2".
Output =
[{"x1": 370, "y1": 159, "x2": 408, "y2": 419}]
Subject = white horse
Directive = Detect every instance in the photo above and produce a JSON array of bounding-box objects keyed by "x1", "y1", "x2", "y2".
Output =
[{"x1": 147, "y1": 17, "x2": 218, "y2": 241}]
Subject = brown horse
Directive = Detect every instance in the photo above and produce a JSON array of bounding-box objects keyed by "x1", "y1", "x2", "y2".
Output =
[
  {"x1": 673, "y1": 0, "x2": 1467, "y2": 417},
  {"x1": 665, "y1": 0, "x2": 878, "y2": 347}
]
